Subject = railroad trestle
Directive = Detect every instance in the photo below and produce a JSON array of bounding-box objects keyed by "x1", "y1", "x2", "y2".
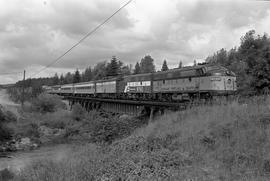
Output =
[{"x1": 65, "y1": 96, "x2": 188, "y2": 117}]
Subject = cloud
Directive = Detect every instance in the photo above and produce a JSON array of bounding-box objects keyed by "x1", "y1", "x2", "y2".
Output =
[
  {"x1": 0, "y1": 0, "x2": 270, "y2": 84},
  {"x1": 0, "y1": 0, "x2": 134, "y2": 80}
]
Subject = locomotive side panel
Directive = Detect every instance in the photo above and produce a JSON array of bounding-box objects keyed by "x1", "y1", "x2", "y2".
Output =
[
  {"x1": 199, "y1": 76, "x2": 213, "y2": 91},
  {"x1": 153, "y1": 77, "x2": 200, "y2": 93},
  {"x1": 200, "y1": 76, "x2": 237, "y2": 93}
]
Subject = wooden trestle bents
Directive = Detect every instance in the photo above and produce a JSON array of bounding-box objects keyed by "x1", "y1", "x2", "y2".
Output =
[{"x1": 65, "y1": 96, "x2": 188, "y2": 117}]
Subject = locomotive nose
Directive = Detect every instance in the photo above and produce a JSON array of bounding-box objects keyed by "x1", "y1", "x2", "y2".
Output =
[{"x1": 225, "y1": 77, "x2": 235, "y2": 91}]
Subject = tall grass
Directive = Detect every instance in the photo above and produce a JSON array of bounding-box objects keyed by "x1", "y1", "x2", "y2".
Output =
[{"x1": 13, "y1": 96, "x2": 270, "y2": 181}]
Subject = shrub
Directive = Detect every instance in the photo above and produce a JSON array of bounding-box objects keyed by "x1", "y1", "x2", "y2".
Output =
[
  {"x1": 71, "y1": 103, "x2": 86, "y2": 121},
  {"x1": 0, "y1": 123, "x2": 13, "y2": 141},
  {"x1": 15, "y1": 120, "x2": 39, "y2": 139},
  {"x1": 40, "y1": 110, "x2": 72, "y2": 129},
  {"x1": 0, "y1": 106, "x2": 16, "y2": 141},
  {"x1": 31, "y1": 93, "x2": 66, "y2": 113},
  {"x1": 88, "y1": 115, "x2": 146, "y2": 143},
  {"x1": 0, "y1": 106, "x2": 17, "y2": 123}
]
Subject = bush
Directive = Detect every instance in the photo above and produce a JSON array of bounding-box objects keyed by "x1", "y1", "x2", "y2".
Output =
[
  {"x1": 40, "y1": 110, "x2": 72, "y2": 129},
  {"x1": 71, "y1": 104, "x2": 86, "y2": 121},
  {"x1": 0, "y1": 106, "x2": 17, "y2": 123},
  {"x1": 0, "y1": 106, "x2": 16, "y2": 141},
  {"x1": 88, "y1": 115, "x2": 146, "y2": 143},
  {"x1": 31, "y1": 93, "x2": 66, "y2": 113},
  {"x1": 0, "y1": 123, "x2": 13, "y2": 141},
  {"x1": 15, "y1": 120, "x2": 39, "y2": 139}
]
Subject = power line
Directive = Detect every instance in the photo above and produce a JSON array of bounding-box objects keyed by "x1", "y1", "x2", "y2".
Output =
[{"x1": 30, "y1": 0, "x2": 133, "y2": 78}]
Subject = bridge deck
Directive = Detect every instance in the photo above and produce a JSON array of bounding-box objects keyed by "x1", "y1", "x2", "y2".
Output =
[{"x1": 65, "y1": 96, "x2": 189, "y2": 108}]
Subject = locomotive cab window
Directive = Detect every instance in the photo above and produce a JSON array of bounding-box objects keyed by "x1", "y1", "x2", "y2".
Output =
[
  {"x1": 163, "y1": 80, "x2": 165, "y2": 84},
  {"x1": 189, "y1": 77, "x2": 192, "y2": 82}
]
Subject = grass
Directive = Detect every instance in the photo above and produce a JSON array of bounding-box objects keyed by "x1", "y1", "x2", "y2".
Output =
[{"x1": 9, "y1": 96, "x2": 270, "y2": 181}]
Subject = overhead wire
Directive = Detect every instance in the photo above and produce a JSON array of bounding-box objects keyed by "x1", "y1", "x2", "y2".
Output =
[{"x1": 29, "y1": 0, "x2": 133, "y2": 78}]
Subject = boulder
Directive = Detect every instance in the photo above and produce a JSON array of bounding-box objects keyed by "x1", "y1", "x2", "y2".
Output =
[
  {"x1": 38, "y1": 125, "x2": 54, "y2": 136},
  {"x1": 38, "y1": 125, "x2": 65, "y2": 137},
  {"x1": 14, "y1": 137, "x2": 39, "y2": 151}
]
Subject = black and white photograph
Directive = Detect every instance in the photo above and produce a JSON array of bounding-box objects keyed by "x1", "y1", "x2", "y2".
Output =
[{"x1": 0, "y1": 0, "x2": 270, "y2": 180}]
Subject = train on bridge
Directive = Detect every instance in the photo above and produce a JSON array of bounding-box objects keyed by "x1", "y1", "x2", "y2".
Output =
[{"x1": 46, "y1": 64, "x2": 237, "y2": 103}]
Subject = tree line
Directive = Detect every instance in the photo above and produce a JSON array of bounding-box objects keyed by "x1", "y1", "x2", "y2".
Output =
[
  {"x1": 8, "y1": 30, "x2": 270, "y2": 100},
  {"x1": 37, "y1": 55, "x2": 174, "y2": 85}
]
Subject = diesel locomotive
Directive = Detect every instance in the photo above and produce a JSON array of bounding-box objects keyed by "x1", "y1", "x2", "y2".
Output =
[{"x1": 47, "y1": 64, "x2": 237, "y2": 102}]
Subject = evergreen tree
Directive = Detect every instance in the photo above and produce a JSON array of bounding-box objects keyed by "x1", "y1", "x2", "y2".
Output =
[
  {"x1": 134, "y1": 62, "x2": 140, "y2": 74},
  {"x1": 178, "y1": 61, "x2": 183, "y2": 68},
  {"x1": 73, "y1": 69, "x2": 81, "y2": 83},
  {"x1": 59, "y1": 74, "x2": 64, "y2": 85},
  {"x1": 83, "y1": 66, "x2": 93, "y2": 81},
  {"x1": 193, "y1": 60, "x2": 197, "y2": 66},
  {"x1": 106, "y1": 56, "x2": 119, "y2": 76},
  {"x1": 140, "y1": 55, "x2": 155, "y2": 73},
  {"x1": 52, "y1": 73, "x2": 59, "y2": 85},
  {"x1": 161, "y1": 60, "x2": 169, "y2": 71},
  {"x1": 118, "y1": 60, "x2": 123, "y2": 69},
  {"x1": 120, "y1": 65, "x2": 131, "y2": 75},
  {"x1": 206, "y1": 48, "x2": 228, "y2": 65}
]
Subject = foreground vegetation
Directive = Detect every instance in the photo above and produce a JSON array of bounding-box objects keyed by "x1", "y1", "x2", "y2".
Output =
[
  {"x1": 1, "y1": 96, "x2": 267, "y2": 180},
  {"x1": 0, "y1": 93, "x2": 146, "y2": 150}
]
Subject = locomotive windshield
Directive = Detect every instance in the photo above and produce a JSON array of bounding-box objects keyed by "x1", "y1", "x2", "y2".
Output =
[{"x1": 226, "y1": 70, "x2": 236, "y2": 76}]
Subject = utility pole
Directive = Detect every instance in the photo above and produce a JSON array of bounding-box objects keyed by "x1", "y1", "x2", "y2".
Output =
[{"x1": 22, "y1": 70, "x2": 25, "y2": 106}]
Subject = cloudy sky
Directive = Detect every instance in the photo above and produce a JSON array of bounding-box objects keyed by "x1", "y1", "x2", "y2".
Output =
[{"x1": 0, "y1": 0, "x2": 270, "y2": 84}]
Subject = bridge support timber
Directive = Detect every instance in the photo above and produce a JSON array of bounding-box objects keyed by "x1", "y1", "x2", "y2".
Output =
[{"x1": 65, "y1": 96, "x2": 187, "y2": 116}]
